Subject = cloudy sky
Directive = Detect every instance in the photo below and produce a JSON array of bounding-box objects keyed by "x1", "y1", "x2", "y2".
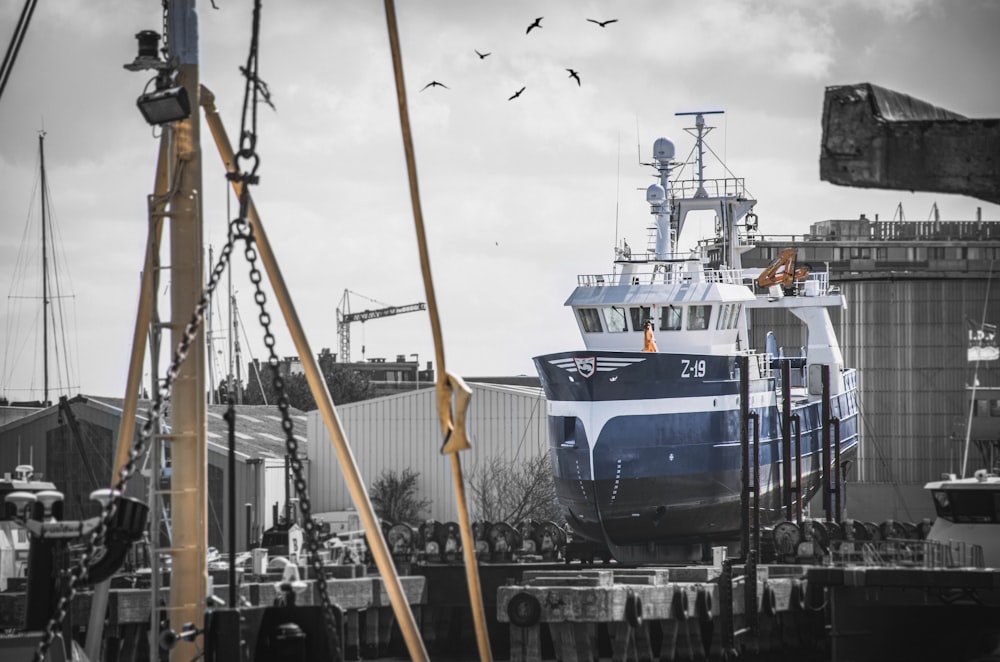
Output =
[{"x1": 1, "y1": 0, "x2": 998, "y2": 402}]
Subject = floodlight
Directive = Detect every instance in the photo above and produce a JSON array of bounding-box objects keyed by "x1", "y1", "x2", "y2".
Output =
[{"x1": 137, "y1": 85, "x2": 191, "y2": 125}]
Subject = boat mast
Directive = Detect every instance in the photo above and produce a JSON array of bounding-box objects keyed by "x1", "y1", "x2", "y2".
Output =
[
  {"x1": 206, "y1": 245, "x2": 216, "y2": 402},
  {"x1": 38, "y1": 131, "x2": 49, "y2": 405},
  {"x1": 165, "y1": 2, "x2": 208, "y2": 660},
  {"x1": 647, "y1": 137, "x2": 675, "y2": 260},
  {"x1": 232, "y1": 292, "x2": 244, "y2": 403}
]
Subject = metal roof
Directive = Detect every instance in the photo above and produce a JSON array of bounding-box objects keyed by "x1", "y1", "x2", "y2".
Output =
[{"x1": 0, "y1": 395, "x2": 307, "y2": 462}]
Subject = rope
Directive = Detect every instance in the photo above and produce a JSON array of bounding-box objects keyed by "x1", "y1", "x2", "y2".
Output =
[{"x1": 382, "y1": 2, "x2": 492, "y2": 660}]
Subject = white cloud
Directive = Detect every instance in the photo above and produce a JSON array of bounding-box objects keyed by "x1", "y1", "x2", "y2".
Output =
[{"x1": 1, "y1": 0, "x2": 997, "y2": 400}]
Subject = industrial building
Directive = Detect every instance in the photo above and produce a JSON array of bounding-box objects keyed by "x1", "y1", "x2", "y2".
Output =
[
  {"x1": 739, "y1": 214, "x2": 1000, "y2": 521},
  {"x1": 0, "y1": 396, "x2": 306, "y2": 553}
]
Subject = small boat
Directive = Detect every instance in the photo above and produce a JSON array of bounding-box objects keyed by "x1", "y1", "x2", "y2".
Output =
[
  {"x1": 924, "y1": 469, "x2": 999, "y2": 567},
  {"x1": 533, "y1": 111, "x2": 860, "y2": 563}
]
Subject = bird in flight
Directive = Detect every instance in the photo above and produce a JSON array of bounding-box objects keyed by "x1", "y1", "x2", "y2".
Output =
[
  {"x1": 420, "y1": 81, "x2": 450, "y2": 92},
  {"x1": 475, "y1": 49, "x2": 491, "y2": 59},
  {"x1": 567, "y1": 68, "x2": 581, "y2": 86},
  {"x1": 508, "y1": 86, "x2": 526, "y2": 101},
  {"x1": 526, "y1": 17, "x2": 543, "y2": 34},
  {"x1": 587, "y1": 18, "x2": 618, "y2": 27}
]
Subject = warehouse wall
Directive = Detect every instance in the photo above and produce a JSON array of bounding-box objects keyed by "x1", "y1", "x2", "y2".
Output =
[{"x1": 307, "y1": 383, "x2": 548, "y2": 523}]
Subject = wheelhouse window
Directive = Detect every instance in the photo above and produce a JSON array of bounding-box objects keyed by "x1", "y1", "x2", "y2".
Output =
[
  {"x1": 688, "y1": 305, "x2": 711, "y2": 330},
  {"x1": 577, "y1": 308, "x2": 603, "y2": 333},
  {"x1": 629, "y1": 307, "x2": 652, "y2": 332},
  {"x1": 660, "y1": 305, "x2": 682, "y2": 331},
  {"x1": 716, "y1": 304, "x2": 731, "y2": 330},
  {"x1": 932, "y1": 489, "x2": 1000, "y2": 523},
  {"x1": 603, "y1": 306, "x2": 628, "y2": 333},
  {"x1": 732, "y1": 304, "x2": 743, "y2": 328}
]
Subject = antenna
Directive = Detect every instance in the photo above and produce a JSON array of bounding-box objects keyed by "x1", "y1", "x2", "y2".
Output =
[
  {"x1": 675, "y1": 110, "x2": 725, "y2": 197},
  {"x1": 615, "y1": 131, "x2": 621, "y2": 261},
  {"x1": 635, "y1": 114, "x2": 642, "y2": 165}
]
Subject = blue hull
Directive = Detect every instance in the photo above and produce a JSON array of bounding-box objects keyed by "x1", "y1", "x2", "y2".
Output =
[{"x1": 534, "y1": 350, "x2": 859, "y2": 556}]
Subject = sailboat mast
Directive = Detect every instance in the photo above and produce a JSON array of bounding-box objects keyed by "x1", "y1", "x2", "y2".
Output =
[
  {"x1": 38, "y1": 131, "x2": 49, "y2": 405},
  {"x1": 232, "y1": 292, "x2": 243, "y2": 404}
]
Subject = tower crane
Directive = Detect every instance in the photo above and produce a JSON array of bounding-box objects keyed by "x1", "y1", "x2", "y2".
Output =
[{"x1": 336, "y1": 289, "x2": 426, "y2": 363}]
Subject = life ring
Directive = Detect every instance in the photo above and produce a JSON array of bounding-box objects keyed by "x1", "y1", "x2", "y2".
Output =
[
  {"x1": 507, "y1": 592, "x2": 542, "y2": 627},
  {"x1": 671, "y1": 586, "x2": 689, "y2": 621},
  {"x1": 760, "y1": 581, "x2": 777, "y2": 617},
  {"x1": 695, "y1": 586, "x2": 713, "y2": 623},
  {"x1": 624, "y1": 589, "x2": 644, "y2": 628},
  {"x1": 789, "y1": 579, "x2": 806, "y2": 612}
]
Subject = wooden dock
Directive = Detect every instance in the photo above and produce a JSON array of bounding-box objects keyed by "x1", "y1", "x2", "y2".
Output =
[{"x1": 3, "y1": 559, "x2": 999, "y2": 661}]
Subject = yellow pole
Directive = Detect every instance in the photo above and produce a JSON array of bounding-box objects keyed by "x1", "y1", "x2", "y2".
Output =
[
  {"x1": 382, "y1": 2, "x2": 493, "y2": 659},
  {"x1": 200, "y1": 86, "x2": 429, "y2": 662},
  {"x1": 167, "y1": 4, "x2": 208, "y2": 661}
]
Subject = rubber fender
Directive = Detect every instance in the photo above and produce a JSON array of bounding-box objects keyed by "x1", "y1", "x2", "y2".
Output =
[
  {"x1": 507, "y1": 592, "x2": 542, "y2": 628},
  {"x1": 760, "y1": 581, "x2": 777, "y2": 617},
  {"x1": 695, "y1": 586, "x2": 713, "y2": 623},
  {"x1": 624, "y1": 589, "x2": 643, "y2": 628},
  {"x1": 789, "y1": 578, "x2": 806, "y2": 612},
  {"x1": 805, "y1": 579, "x2": 826, "y2": 611},
  {"x1": 89, "y1": 496, "x2": 150, "y2": 583},
  {"x1": 671, "y1": 586, "x2": 689, "y2": 621}
]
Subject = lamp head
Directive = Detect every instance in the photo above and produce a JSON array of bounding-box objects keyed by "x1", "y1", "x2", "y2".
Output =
[{"x1": 137, "y1": 85, "x2": 191, "y2": 126}]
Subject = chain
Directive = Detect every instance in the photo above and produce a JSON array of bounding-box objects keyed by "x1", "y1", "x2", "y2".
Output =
[
  {"x1": 33, "y1": 1, "x2": 327, "y2": 657},
  {"x1": 31, "y1": 221, "x2": 239, "y2": 662},
  {"x1": 228, "y1": 0, "x2": 339, "y2": 645},
  {"x1": 160, "y1": 0, "x2": 169, "y2": 62},
  {"x1": 240, "y1": 225, "x2": 342, "y2": 650}
]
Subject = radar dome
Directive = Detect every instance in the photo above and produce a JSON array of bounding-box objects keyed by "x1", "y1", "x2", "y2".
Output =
[
  {"x1": 653, "y1": 137, "x2": 675, "y2": 161},
  {"x1": 646, "y1": 183, "x2": 666, "y2": 205}
]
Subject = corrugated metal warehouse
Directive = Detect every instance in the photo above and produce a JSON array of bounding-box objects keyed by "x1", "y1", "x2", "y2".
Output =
[
  {"x1": 307, "y1": 382, "x2": 547, "y2": 523},
  {"x1": 0, "y1": 396, "x2": 307, "y2": 553}
]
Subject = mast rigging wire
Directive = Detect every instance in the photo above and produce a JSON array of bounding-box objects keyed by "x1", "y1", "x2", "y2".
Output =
[{"x1": 0, "y1": 0, "x2": 39, "y2": 104}]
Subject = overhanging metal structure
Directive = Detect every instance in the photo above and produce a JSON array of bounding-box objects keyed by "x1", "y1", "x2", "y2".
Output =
[{"x1": 820, "y1": 82, "x2": 1000, "y2": 205}]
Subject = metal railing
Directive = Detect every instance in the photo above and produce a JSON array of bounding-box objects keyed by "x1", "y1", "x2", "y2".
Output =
[
  {"x1": 831, "y1": 538, "x2": 985, "y2": 568},
  {"x1": 578, "y1": 266, "x2": 746, "y2": 287}
]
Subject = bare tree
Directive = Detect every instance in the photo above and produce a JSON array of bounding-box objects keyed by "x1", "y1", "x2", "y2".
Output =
[
  {"x1": 469, "y1": 451, "x2": 562, "y2": 524},
  {"x1": 242, "y1": 361, "x2": 374, "y2": 410},
  {"x1": 369, "y1": 468, "x2": 431, "y2": 526}
]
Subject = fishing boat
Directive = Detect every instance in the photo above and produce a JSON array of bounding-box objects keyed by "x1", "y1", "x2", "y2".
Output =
[
  {"x1": 925, "y1": 469, "x2": 1000, "y2": 567},
  {"x1": 533, "y1": 111, "x2": 861, "y2": 563}
]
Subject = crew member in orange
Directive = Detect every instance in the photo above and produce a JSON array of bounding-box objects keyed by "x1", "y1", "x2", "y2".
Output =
[{"x1": 643, "y1": 320, "x2": 658, "y2": 352}]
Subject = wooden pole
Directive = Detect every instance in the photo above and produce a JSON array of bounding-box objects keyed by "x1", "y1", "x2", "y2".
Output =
[{"x1": 200, "y1": 87, "x2": 429, "y2": 662}]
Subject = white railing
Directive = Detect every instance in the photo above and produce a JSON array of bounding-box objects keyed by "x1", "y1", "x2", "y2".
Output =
[
  {"x1": 745, "y1": 351, "x2": 772, "y2": 379},
  {"x1": 578, "y1": 266, "x2": 746, "y2": 287}
]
